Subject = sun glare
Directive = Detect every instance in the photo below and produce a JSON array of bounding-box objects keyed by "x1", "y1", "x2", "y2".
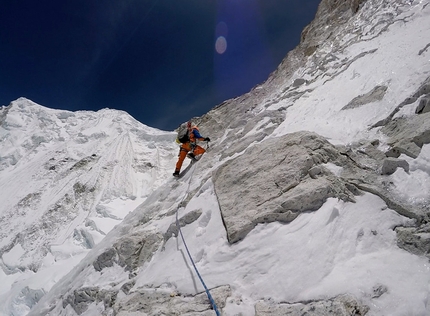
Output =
[
  {"x1": 215, "y1": 21, "x2": 228, "y2": 54},
  {"x1": 215, "y1": 36, "x2": 227, "y2": 54}
]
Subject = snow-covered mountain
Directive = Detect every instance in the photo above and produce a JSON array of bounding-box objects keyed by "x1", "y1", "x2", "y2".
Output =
[
  {"x1": 2, "y1": 0, "x2": 430, "y2": 315},
  {"x1": 0, "y1": 99, "x2": 177, "y2": 315}
]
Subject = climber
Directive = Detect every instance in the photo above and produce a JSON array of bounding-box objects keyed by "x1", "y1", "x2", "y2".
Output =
[{"x1": 173, "y1": 121, "x2": 210, "y2": 177}]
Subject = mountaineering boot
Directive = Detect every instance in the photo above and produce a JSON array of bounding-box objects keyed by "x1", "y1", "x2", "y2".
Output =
[
  {"x1": 187, "y1": 152, "x2": 197, "y2": 161},
  {"x1": 173, "y1": 171, "x2": 180, "y2": 177}
]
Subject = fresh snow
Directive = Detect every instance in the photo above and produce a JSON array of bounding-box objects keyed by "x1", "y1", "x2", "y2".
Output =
[
  {"x1": 134, "y1": 180, "x2": 429, "y2": 316},
  {"x1": 391, "y1": 144, "x2": 430, "y2": 206}
]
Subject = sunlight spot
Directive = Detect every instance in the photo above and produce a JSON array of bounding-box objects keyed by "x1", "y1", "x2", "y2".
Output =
[{"x1": 215, "y1": 36, "x2": 227, "y2": 54}]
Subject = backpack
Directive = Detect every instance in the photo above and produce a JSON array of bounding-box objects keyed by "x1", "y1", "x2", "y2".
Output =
[{"x1": 177, "y1": 123, "x2": 190, "y2": 143}]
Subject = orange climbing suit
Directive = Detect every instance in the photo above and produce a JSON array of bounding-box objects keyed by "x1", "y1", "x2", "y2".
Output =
[{"x1": 175, "y1": 127, "x2": 206, "y2": 173}]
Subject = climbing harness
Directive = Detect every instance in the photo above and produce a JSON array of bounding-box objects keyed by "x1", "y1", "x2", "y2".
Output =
[{"x1": 174, "y1": 144, "x2": 220, "y2": 315}]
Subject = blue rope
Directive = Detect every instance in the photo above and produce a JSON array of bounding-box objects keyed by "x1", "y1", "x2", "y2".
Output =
[{"x1": 175, "y1": 160, "x2": 220, "y2": 315}]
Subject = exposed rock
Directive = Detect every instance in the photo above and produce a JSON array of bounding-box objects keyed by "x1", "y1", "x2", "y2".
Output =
[
  {"x1": 351, "y1": 0, "x2": 367, "y2": 13},
  {"x1": 93, "y1": 231, "x2": 162, "y2": 272},
  {"x1": 373, "y1": 76, "x2": 430, "y2": 127},
  {"x1": 93, "y1": 248, "x2": 117, "y2": 272},
  {"x1": 419, "y1": 43, "x2": 430, "y2": 56},
  {"x1": 63, "y1": 287, "x2": 97, "y2": 314},
  {"x1": 114, "y1": 285, "x2": 231, "y2": 316},
  {"x1": 309, "y1": 166, "x2": 322, "y2": 178},
  {"x1": 342, "y1": 85, "x2": 388, "y2": 110},
  {"x1": 163, "y1": 209, "x2": 203, "y2": 244},
  {"x1": 317, "y1": 0, "x2": 366, "y2": 21},
  {"x1": 69, "y1": 155, "x2": 97, "y2": 171},
  {"x1": 372, "y1": 284, "x2": 388, "y2": 298},
  {"x1": 334, "y1": 142, "x2": 426, "y2": 221},
  {"x1": 347, "y1": 180, "x2": 421, "y2": 221},
  {"x1": 120, "y1": 280, "x2": 136, "y2": 295},
  {"x1": 255, "y1": 294, "x2": 369, "y2": 316},
  {"x1": 416, "y1": 94, "x2": 430, "y2": 114},
  {"x1": 0, "y1": 103, "x2": 12, "y2": 126},
  {"x1": 396, "y1": 224, "x2": 430, "y2": 259},
  {"x1": 380, "y1": 157, "x2": 409, "y2": 175},
  {"x1": 293, "y1": 78, "x2": 307, "y2": 87},
  {"x1": 381, "y1": 111, "x2": 430, "y2": 158},
  {"x1": 63, "y1": 287, "x2": 117, "y2": 315},
  {"x1": 114, "y1": 232, "x2": 162, "y2": 272},
  {"x1": 213, "y1": 131, "x2": 357, "y2": 243},
  {"x1": 17, "y1": 192, "x2": 42, "y2": 208},
  {"x1": 337, "y1": 141, "x2": 386, "y2": 171},
  {"x1": 385, "y1": 140, "x2": 422, "y2": 159}
]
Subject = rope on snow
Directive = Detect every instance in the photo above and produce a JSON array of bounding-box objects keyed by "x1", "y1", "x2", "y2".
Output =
[{"x1": 175, "y1": 151, "x2": 220, "y2": 316}]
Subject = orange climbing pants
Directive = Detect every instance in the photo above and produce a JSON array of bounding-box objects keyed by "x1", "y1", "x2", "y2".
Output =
[{"x1": 175, "y1": 142, "x2": 206, "y2": 172}]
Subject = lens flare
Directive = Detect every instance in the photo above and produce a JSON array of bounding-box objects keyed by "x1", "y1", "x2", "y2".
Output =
[
  {"x1": 215, "y1": 36, "x2": 227, "y2": 54},
  {"x1": 215, "y1": 21, "x2": 228, "y2": 54}
]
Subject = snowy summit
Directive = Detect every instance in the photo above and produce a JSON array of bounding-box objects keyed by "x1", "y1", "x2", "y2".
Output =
[{"x1": 1, "y1": 0, "x2": 430, "y2": 315}]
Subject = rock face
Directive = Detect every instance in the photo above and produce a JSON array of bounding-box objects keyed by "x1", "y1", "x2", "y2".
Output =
[
  {"x1": 93, "y1": 231, "x2": 163, "y2": 273},
  {"x1": 213, "y1": 132, "x2": 356, "y2": 243},
  {"x1": 213, "y1": 127, "x2": 428, "y2": 244},
  {"x1": 114, "y1": 285, "x2": 231, "y2": 316},
  {"x1": 342, "y1": 85, "x2": 388, "y2": 110},
  {"x1": 63, "y1": 285, "x2": 231, "y2": 316},
  {"x1": 380, "y1": 157, "x2": 409, "y2": 175},
  {"x1": 381, "y1": 111, "x2": 430, "y2": 159},
  {"x1": 396, "y1": 224, "x2": 430, "y2": 260},
  {"x1": 255, "y1": 294, "x2": 369, "y2": 316}
]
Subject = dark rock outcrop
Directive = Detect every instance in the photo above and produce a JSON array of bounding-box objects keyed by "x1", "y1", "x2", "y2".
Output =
[
  {"x1": 396, "y1": 224, "x2": 430, "y2": 259},
  {"x1": 416, "y1": 95, "x2": 430, "y2": 114},
  {"x1": 380, "y1": 157, "x2": 409, "y2": 175},
  {"x1": 342, "y1": 85, "x2": 388, "y2": 110},
  {"x1": 93, "y1": 231, "x2": 162, "y2": 272},
  {"x1": 63, "y1": 287, "x2": 117, "y2": 315}
]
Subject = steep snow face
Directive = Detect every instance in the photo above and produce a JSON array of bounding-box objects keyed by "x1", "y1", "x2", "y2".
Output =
[
  {"x1": 269, "y1": 0, "x2": 430, "y2": 144},
  {"x1": 0, "y1": 98, "x2": 178, "y2": 315}
]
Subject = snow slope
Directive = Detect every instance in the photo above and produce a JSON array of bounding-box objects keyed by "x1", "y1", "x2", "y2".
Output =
[{"x1": 0, "y1": 98, "x2": 178, "y2": 315}]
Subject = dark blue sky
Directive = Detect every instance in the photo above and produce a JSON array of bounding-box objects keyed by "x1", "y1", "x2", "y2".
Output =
[{"x1": 0, "y1": 0, "x2": 320, "y2": 130}]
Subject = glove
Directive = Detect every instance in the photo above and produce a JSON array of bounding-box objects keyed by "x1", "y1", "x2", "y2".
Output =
[{"x1": 204, "y1": 137, "x2": 211, "y2": 142}]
